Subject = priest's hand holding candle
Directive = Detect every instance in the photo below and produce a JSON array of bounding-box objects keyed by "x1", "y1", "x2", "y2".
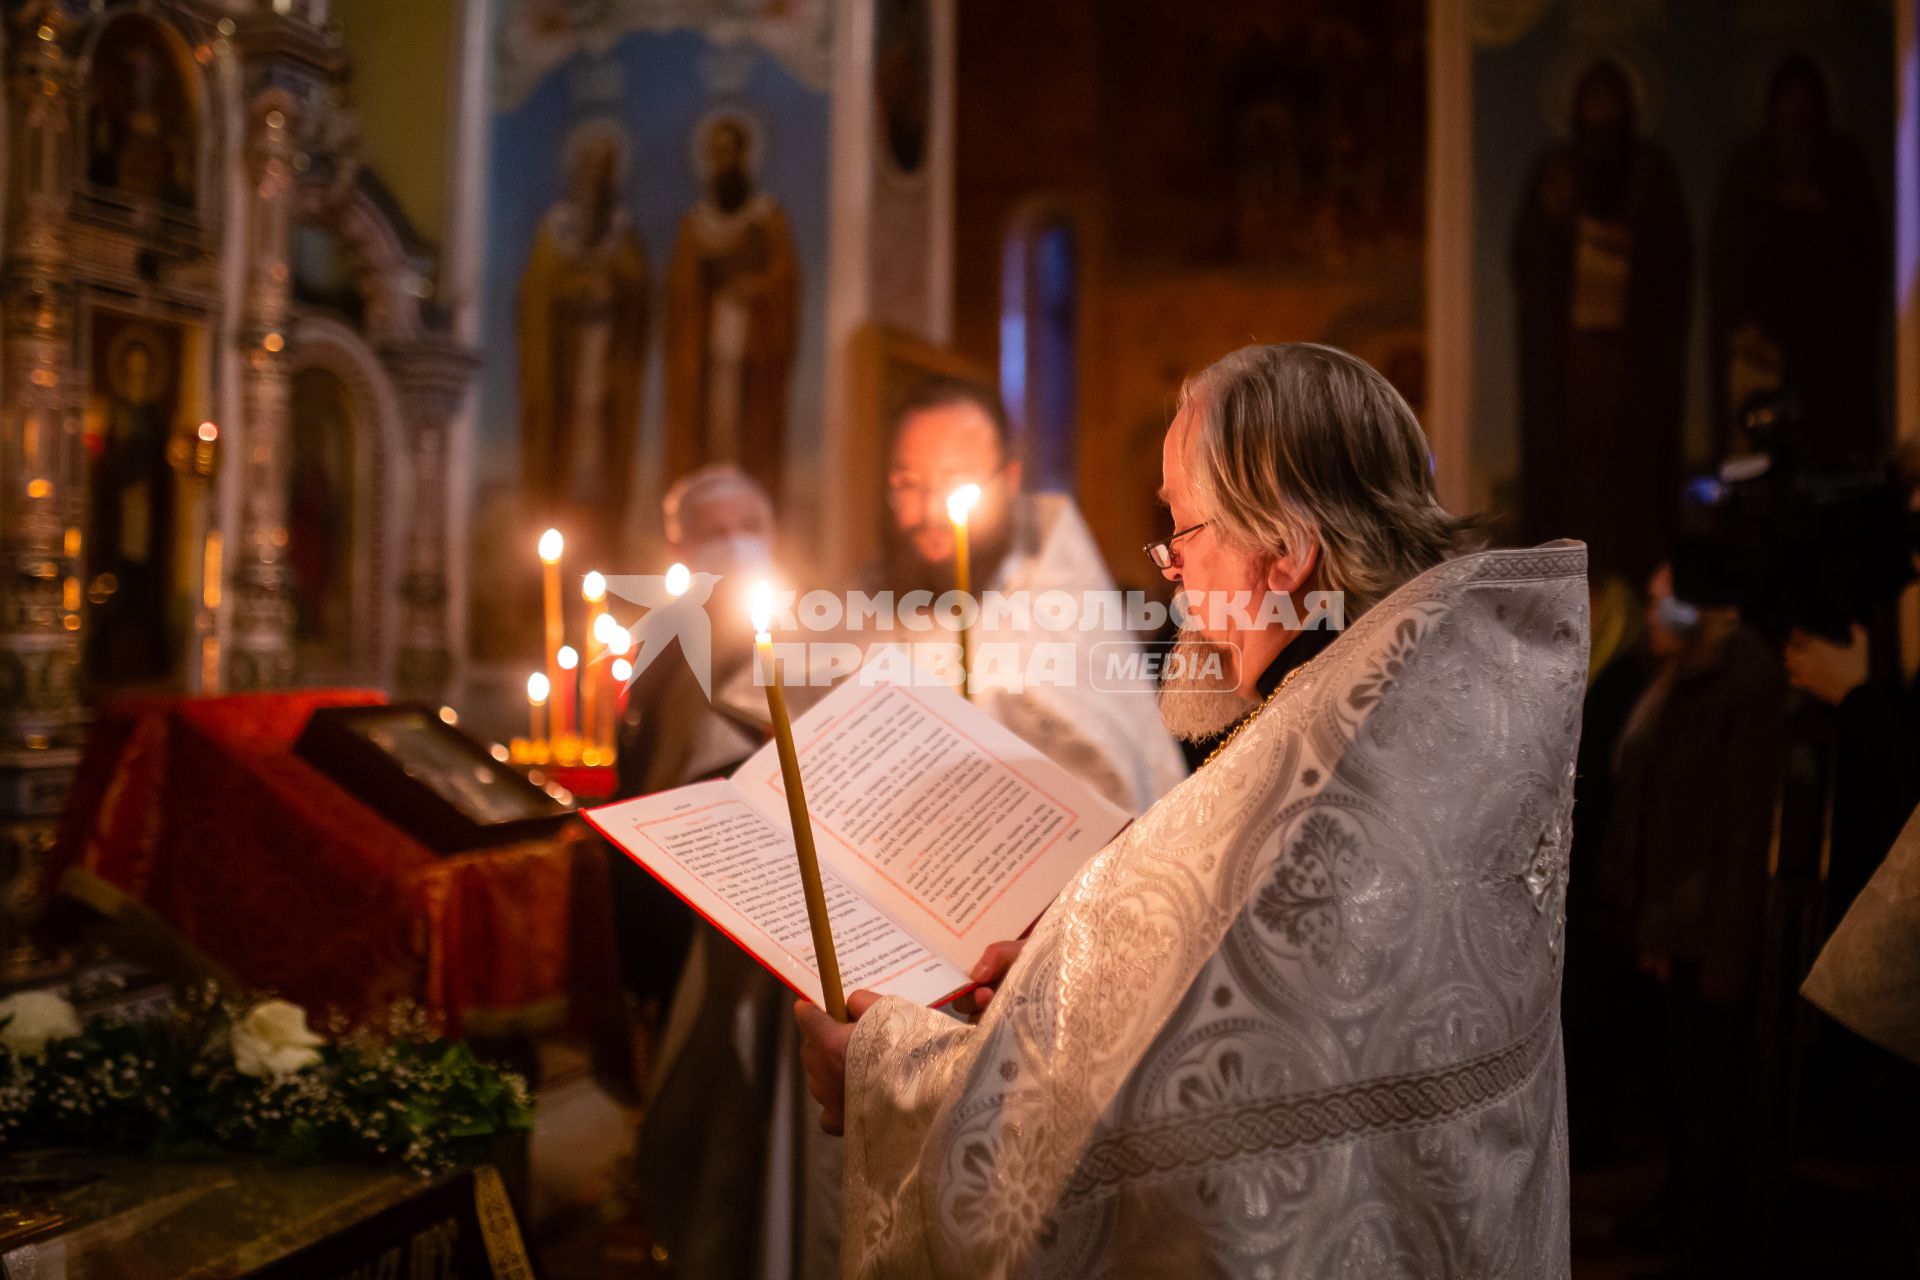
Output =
[
  {"x1": 947, "y1": 483, "x2": 981, "y2": 697},
  {"x1": 752, "y1": 580, "x2": 846, "y2": 1022}
]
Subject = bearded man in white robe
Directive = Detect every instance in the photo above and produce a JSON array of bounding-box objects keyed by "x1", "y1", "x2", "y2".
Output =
[
  {"x1": 798, "y1": 343, "x2": 1584, "y2": 1278},
  {"x1": 867, "y1": 376, "x2": 1189, "y2": 815}
]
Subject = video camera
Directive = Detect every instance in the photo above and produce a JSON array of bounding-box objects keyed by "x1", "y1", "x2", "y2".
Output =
[{"x1": 1674, "y1": 393, "x2": 1916, "y2": 645}]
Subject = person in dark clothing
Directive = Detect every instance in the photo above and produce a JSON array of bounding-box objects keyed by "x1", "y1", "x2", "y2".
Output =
[
  {"x1": 1563, "y1": 575, "x2": 1658, "y2": 1165},
  {"x1": 1784, "y1": 621, "x2": 1920, "y2": 920},
  {"x1": 1604, "y1": 566, "x2": 1787, "y2": 1274}
]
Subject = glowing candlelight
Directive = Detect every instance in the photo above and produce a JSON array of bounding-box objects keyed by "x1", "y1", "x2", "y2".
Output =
[
  {"x1": 665, "y1": 561, "x2": 691, "y2": 597},
  {"x1": 527, "y1": 671, "x2": 550, "y2": 754},
  {"x1": 751, "y1": 580, "x2": 845, "y2": 1021},
  {"x1": 946, "y1": 483, "x2": 981, "y2": 696},
  {"x1": 581, "y1": 570, "x2": 607, "y2": 757},
  {"x1": 539, "y1": 529, "x2": 564, "y2": 714},
  {"x1": 555, "y1": 645, "x2": 579, "y2": 743}
]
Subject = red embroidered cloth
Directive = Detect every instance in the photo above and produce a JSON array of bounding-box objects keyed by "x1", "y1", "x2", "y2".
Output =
[{"x1": 47, "y1": 690, "x2": 629, "y2": 1066}]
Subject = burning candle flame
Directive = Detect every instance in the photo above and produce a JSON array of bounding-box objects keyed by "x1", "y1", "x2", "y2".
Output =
[
  {"x1": 750, "y1": 580, "x2": 776, "y2": 637},
  {"x1": 946, "y1": 483, "x2": 982, "y2": 525},
  {"x1": 557, "y1": 645, "x2": 578, "y2": 671},
  {"x1": 582, "y1": 570, "x2": 606, "y2": 603},
  {"x1": 665, "y1": 562, "x2": 691, "y2": 597},
  {"x1": 538, "y1": 529, "x2": 564, "y2": 565},
  {"x1": 611, "y1": 657, "x2": 634, "y2": 683},
  {"x1": 527, "y1": 671, "x2": 550, "y2": 704}
]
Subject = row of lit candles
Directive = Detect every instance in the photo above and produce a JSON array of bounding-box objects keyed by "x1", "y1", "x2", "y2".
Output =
[
  {"x1": 515, "y1": 485, "x2": 983, "y2": 1020},
  {"x1": 510, "y1": 530, "x2": 641, "y2": 767}
]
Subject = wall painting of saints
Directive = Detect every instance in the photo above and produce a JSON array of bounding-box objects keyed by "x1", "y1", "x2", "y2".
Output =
[
  {"x1": 516, "y1": 119, "x2": 651, "y2": 566},
  {"x1": 84, "y1": 314, "x2": 185, "y2": 685},
  {"x1": 663, "y1": 113, "x2": 800, "y2": 500}
]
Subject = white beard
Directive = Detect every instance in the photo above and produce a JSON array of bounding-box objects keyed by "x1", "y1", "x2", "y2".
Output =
[{"x1": 1155, "y1": 630, "x2": 1254, "y2": 743}]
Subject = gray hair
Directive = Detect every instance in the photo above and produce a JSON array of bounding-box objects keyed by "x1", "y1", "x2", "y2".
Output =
[
  {"x1": 1179, "y1": 343, "x2": 1476, "y2": 614},
  {"x1": 662, "y1": 464, "x2": 772, "y2": 545}
]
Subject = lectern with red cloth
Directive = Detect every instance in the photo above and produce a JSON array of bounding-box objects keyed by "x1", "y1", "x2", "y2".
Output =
[{"x1": 46, "y1": 690, "x2": 628, "y2": 1066}]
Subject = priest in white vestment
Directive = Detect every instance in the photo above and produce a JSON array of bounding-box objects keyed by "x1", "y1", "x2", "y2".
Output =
[{"x1": 799, "y1": 343, "x2": 1583, "y2": 1278}]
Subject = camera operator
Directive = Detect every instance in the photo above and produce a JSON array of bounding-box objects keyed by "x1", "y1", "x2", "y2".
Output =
[{"x1": 1782, "y1": 435, "x2": 1920, "y2": 921}]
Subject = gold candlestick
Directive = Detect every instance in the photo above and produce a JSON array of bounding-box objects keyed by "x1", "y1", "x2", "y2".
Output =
[
  {"x1": 946, "y1": 484, "x2": 981, "y2": 697},
  {"x1": 752, "y1": 581, "x2": 845, "y2": 1021}
]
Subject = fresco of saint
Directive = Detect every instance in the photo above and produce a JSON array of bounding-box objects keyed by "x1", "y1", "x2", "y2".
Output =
[{"x1": 663, "y1": 114, "x2": 800, "y2": 499}]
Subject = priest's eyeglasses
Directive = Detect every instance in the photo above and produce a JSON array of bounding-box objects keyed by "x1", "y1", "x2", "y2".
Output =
[{"x1": 1144, "y1": 522, "x2": 1208, "y2": 570}]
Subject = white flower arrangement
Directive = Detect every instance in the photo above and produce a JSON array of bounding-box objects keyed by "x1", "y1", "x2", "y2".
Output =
[
  {"x1": 230, "y1": 999, "x2": 326, "y2": 1078},
  {"x1": 0, "y1": 985, "x2": 533, "y2": 1173},
  {"x1": 0, "y1": 991, "x2": 82, "y2": 1057}
]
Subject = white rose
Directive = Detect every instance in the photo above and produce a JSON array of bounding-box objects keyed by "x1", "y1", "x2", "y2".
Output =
[
  {"x1": 231, "y1": 999, "x2": 325, "y2": 1078},
  {"x1": 0, "y1": 990, "x2": 83, "y2": 1057}
]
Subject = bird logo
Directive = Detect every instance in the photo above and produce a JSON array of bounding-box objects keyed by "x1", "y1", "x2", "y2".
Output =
[{"x1": 602, "y1": 572, "x2": 724, "y2": 698}]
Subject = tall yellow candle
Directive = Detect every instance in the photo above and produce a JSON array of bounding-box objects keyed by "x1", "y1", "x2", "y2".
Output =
[
  {"x1": 554, "y1": 645, "x2": 579, "y2": 744},
  {"x1": 539, "y1": 529, "x2": 564, "y2": 713},
  {"x1": 603, "y1": 618, "x2": 631, "y2": 758},
  {"x1": 581, "y1": 571, "x2": 607, "y2": 762},
  {"x1": 751, "y1": 581, "x2": 846, "y2": 1021},
  {"x1": 527, "y1": 671, "x2": 550, "y2": 757},
  {"x1": 946, "y1": 483, "x2": 981, "y2": 697}
]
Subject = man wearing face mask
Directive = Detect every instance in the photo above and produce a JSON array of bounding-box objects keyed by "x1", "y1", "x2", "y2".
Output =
[
  {"x1": 619, "y1": 464, "x2": 802, "y2": 1280},
  {"x1": 868, "y1": 377, "x2": 1188, "y2": 814},
  {"x1": 610, "y1": 466, "x2": 776, "y2": 1021},
  {"x1": 615, "y1": 463, "x2": 776, "y2": 798}
]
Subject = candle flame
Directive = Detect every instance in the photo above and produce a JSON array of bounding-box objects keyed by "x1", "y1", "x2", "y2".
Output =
[
  {"x1": 611, "y1": 657, "x2": 634, "y2": 683},
  {"x1": 593, "y1": 611, "x2": 620, "y2": 644},
  {"x1": 582, "y1": 569, "x2": 606, "y2": 602},
  {"x1": 527, "y1": 671, "x2": 551, "y2": 704},
  {"x1": 557, "y1": 645, "x2": 579, "y2": 670},
  {"x1": 750, "y1": 580, "x2": 776, "y2": 636},
  {"x1": 946, "y1": 483, "x2": 982, "y2": 524},
  {"x1": 538, "y1": 528, "x2": 564, "y2": 564},
  {"x1": 664, "y1": 562, "x2": 692, "y2": 597},
  {"x1": 607, "y1": 624, "x2": 632, "y2": 656}
]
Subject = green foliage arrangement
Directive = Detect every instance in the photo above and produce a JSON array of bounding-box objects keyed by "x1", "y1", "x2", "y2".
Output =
[{"x1": 0, "y1": 986, "x2": 533, "y2": 1174}]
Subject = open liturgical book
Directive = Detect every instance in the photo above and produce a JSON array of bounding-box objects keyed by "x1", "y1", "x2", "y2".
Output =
[{"x1": 584, "y1": 672, "x2": 1130, "y2": 1008}]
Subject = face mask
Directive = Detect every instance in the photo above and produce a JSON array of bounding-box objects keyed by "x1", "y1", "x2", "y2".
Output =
[
  {"x1": 689, "y1": 534, "x2": 773, "y2": 577},
  {"x1": 1654, "y1": 593, "x2": 1701, "y2": 636}
]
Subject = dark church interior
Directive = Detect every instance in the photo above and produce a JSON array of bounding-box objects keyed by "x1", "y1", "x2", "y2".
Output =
[{"x1": 1, "y1": 0, "x2": 1918, "y2": 1276}]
